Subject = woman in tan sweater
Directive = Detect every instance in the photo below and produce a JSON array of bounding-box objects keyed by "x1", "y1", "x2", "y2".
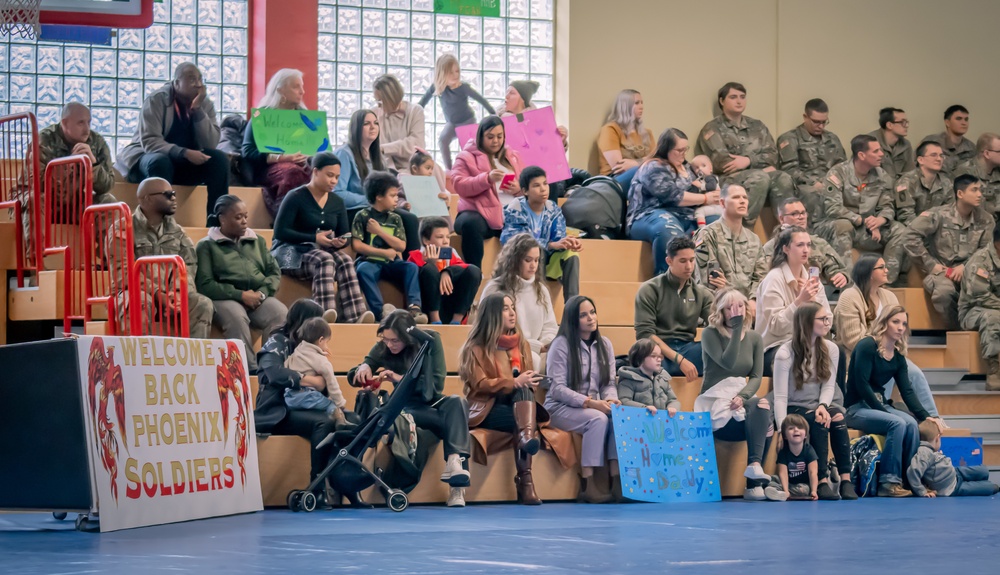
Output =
[{"x1": 833, "y1": 254, "x2": 940, "y2": 418}]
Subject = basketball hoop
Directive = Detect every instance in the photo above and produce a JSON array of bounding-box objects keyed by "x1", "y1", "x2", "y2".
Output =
[{"x1": 0, "y1": 0, "x2": 41, "y2": 39}]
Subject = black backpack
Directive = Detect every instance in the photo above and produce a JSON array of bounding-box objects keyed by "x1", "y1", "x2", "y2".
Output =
[{"x1": 560, "y1": 175, "x2": 625, "y2": 239}]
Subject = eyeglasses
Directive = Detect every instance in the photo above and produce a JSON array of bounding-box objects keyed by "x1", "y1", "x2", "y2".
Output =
[
  {"x1": 807, "y1": 118, "x2": 830, "y2": 127},
  {"x1": 891, "y1": 119, "x2": 910, "y2": 128},
  {"x1": 673, "y1": 146, "x2": 690, "y2": 155},
  {"x1": 150, "y1": 190, "x2": 177, "y2": 200},
  {"x1": 815, "y1": 316, "x2": 832, "y2": 324},
  {"x1": 873, "y1": 264, "x2": 887, "y2": 270}
]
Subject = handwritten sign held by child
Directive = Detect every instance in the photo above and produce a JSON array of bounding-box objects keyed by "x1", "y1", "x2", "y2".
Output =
[{"x1": 612, "y1": 405, "x2": 722, "y2": 503}]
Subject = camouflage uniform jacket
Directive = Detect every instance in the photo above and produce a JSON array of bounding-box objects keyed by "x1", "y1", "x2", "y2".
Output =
[
  {"x1": 955, "y1": 158, "x2": 1000, "y2": 216},
  {"x1": 107, "y1": 207, "x2": 199, "y2": 297},
  {"x1": 38, "y1": 123, "x2": 116, "y2": 198},
  {"x1": 921, "y1": 132, "x2": 976, "y2": 177},
  {"x1": 893, "y1": 168, "x2": 954, "y2": 225},
  {"x1": 694, "y1": 219, "x2": 767, "y2": 299},
  {"x1": 959, "y1": 246, "x2": 1000, "y2": 319},
  {"x1": 870, "y1": 129, "x2": 915, "y2": 181},
  {"x1": 903, "y1": 204, "x2": 994, "y2": 273},
  {"x1": 822, "y1": 160, "x2": 896, "y2": 226},
  {"x1": 694, "y1": 114, "x2": 779, "y2": 174},
  {"x1": 777, "y1": 124, "x2": 846, "y2": 188}
]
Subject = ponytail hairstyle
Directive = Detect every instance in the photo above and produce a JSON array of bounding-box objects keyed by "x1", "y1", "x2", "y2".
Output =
[
  {"x1": 770, "y1": 226, "x2": 808, "y2": 270},
  {"x1": 207, "y1": 193, "x2": 243, "y2": 228},
  {"x1": 790, "y1": 302, "x2": 831, "y2": 390}
]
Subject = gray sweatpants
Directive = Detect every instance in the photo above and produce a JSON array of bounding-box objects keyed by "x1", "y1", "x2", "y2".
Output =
[{"x1": 545, "y1": 402, "x2": 617, "y2": 468}]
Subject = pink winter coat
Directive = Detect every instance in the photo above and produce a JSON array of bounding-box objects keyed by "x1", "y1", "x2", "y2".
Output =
[{"x1": 449, "y1": 140, "x2": 523, "y2": 230}]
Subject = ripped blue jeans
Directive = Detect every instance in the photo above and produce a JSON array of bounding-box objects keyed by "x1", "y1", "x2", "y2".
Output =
[{"x1": 628, "y1": 209, "x2": 697, "y2": 275}]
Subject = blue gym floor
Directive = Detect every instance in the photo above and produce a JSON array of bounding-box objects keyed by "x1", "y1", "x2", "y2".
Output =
[{"x1": 1, "y1": 497, "x2": 998, "y2": 574}]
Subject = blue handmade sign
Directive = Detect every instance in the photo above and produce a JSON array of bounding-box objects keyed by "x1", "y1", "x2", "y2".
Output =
[{"x1": 612, "y1": 405, "x2": 721, "y2": 503}]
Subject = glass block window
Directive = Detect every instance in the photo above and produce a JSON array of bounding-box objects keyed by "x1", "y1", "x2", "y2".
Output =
[
  {"x1": 0, "y1": 0, "x2": 249, "y2": 160},
  {"x1": 318, "y1": 0, "x2": 555, "y2": 164}
]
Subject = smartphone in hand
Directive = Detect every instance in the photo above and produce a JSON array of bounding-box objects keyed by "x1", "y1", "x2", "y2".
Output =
[{"x1": 438, "y1": 246, "x2": 453, "y2": 260}]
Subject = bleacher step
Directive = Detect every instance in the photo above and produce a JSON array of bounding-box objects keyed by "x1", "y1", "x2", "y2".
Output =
[
  {"x1": 940, "y1": 415, "x2": 1000, "y2": 442},
  {"x1": 934, "y1": 391, "x2": 1000, "y2": 416},
  {"x1": 922, "y1": 367, "x2": 969, "y2": 387}
]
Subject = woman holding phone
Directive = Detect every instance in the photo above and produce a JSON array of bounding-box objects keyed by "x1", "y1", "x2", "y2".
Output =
[
  {"x1": 459, "y1": 292, "x2": 546, "y2": 505},
  {"x1": 450, "y1": 115, "x2": 524, "y2": 268},
  {"x1": 272, "y1": 153, "x2": 375, "y2": 324},
  {"x1": 755, "y1": 227, "x2": 830, "y2": 376}
]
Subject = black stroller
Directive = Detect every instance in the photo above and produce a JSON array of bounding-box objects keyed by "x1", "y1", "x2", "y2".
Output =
[{"x1": 285, "y1": 326, "x2": 432, "y2": 513}]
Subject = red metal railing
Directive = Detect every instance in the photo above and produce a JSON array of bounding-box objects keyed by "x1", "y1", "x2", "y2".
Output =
[
  {"x1": 130, "y1": 255, "x2": 190, "y2": 338},
  {"x1": 0, "y1": 199, "x2": 26, "y2": 288},
  {"x1": 83, "y1": 202, "x2": 133, "y2": 336},
  {"x1": 43, "y1": 155, "x2": 94, "y2": 333},
  {"x1": 0, "y1": 112, "x2": 42, "y2": 274}
]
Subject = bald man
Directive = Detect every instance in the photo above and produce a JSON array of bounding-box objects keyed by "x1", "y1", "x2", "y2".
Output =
[
  {"x1": 106, "y1": 177, "x2": 213, "y2": 338},
  {"x1": 115, "y1": 63, "x2": 229, "y2": 225},
  {"x1": 39, "y1": 102, "x2": 116, "y2": 201}
]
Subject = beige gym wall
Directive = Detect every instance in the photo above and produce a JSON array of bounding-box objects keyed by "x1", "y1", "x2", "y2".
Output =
[{"x1": 561, "y1": 0, "x2": 1000, "y2": 173}]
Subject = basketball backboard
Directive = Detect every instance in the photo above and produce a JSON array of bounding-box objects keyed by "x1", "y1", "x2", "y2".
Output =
[{"x1": 39, "y1": 0, "x2": 153, "y2": 28}]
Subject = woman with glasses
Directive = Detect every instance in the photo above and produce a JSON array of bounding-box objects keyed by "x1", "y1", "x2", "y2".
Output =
[
  {"x1": 771, "y1": 302, "x2": 856, "y2": 500},
  {"x1": 755, "y1": 227, "x2": 830, "y2": 377},
  {"x1": 627, "y1": 128, "x2": 720, "y2": 275},
  {"x1": 833, "y1": 254, "x2": 942, "y2": 419},
  {"x1": 348, "y1": 310, "x2": 472, "y2": 507}
]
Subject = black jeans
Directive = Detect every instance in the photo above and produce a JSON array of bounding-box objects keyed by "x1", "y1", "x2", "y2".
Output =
[
  {"x1": 788, "y1": 405, "x2": 851, "y2": 480},
  {"x1": 128, "y1": 149, "x2": 230, "y2": 224},
  {"x1": 714, "y1": 396, "x2": 773, "y2": 488},
  {"x1": 269, "y1": 409, "x2": 337, "y2": 487},
  {"x1": 477, "y1": 388, "x2": 535, "y2": 433},
  {"x1": 454, "y1": 210, "x2": 500, "y2": 269},
  {"x1": 406, "y1": 396, "x2": 471, "y2": 459},
  {"x1": 418, "y1": 263, "x2": 482, "y2": 321}
]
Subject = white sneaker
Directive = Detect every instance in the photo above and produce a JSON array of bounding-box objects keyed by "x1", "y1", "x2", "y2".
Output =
[
  {"x1": 764, "y1": 486, "x2": 788, "y2": 501},
  {"x1": 440, "y1": 454, "x2": 471, "y2": 487},
  {"x1": 743, "y1": 486, "x2": 766, "y2": 501},
  {"x1": 743, "y1": 464, "x2": 770, "y2": 482},
  {"x1": 447, "y1": 487, "x2": 466, "y2": 507},
  {"x1": 322, "y1": 309, "x2": 338, "y2": 323}
]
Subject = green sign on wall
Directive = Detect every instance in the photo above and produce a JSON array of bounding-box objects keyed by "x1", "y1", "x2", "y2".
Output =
[{"x1": 434, "y1": 0, "x2": 501, "y2": 18}]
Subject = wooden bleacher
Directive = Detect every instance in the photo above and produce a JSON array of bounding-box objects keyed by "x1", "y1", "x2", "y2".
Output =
[{"x1": 110, "y1": 182, "x2": 272, "y2": 229}]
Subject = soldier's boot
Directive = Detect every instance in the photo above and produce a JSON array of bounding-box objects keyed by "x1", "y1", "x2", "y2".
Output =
[{"x1": 986, "y1": 357, "x2": 1000, "y2": 392}]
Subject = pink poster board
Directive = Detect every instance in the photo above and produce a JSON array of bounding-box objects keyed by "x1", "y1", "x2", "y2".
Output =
[{"x1": 454, "y1": 107, "x2": 571, "y2": 182}]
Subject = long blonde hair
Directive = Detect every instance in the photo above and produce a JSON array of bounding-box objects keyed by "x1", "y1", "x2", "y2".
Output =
[
  {"x1": 258, "y1": 68, "x2": 305, "y2": 109},
  {"x1": 606, "y1": 89, "x2": 649, "y2": 145},
  {"x1": 868, "y1": 305, "x2": 909, "y2": 356},
  {"x1": 707, "y1": 287, "x2": 751, "y2": 339},
  {"x1": 374, "y1": 74, "x2": 405, "y2": 113},
  {"x1": 492, "y1": 234, "x2": 547, "y2": 307},
  {"x1": 458, "y1": 292, "x2": 520, "y2": 382},
  {"x1": 433, "y1": 54, "x2": 459, "y2": 95}
]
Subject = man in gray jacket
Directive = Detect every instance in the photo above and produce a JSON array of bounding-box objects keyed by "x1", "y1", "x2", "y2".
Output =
[{"x1": 115, "y1": 62, "x2": 229, "y2": 223}]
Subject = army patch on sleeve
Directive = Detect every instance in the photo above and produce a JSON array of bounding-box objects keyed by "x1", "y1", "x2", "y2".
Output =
[
  {"x1": 779, "y1": 140, "x2": 789, "y2": 149},
  {"x1": 828, "y1": 173, "x2": 841, "y2": 186},
  {"x1": 920, "y1": 211, "x2": 930, "y2": 217},
  {"x1": 896, "y1": 184, "x2": 907, "y2": 192},
  {"x1": 703, "y1": 129, "x2": 715, "y2": 140},
  {"x1": 977, "y1": 267, "x2": 990, "y2": 280}
]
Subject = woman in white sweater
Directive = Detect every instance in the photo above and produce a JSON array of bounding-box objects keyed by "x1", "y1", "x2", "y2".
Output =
[
  {"x1": 755, "y1": 227, "x2": 830, "y2": 376},
  {"x1": 772, "y1": 302, "x2": 856, "y2": 500},
  {"x1": 481, "y1": 233, "x2": 558, "y2": 369}
]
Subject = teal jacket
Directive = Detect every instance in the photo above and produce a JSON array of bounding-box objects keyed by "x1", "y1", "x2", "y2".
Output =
[{"x1": 195, "y1": 228, "x2": 281, "y2": 301}]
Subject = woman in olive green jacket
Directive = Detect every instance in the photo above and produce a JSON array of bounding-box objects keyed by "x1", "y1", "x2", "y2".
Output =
[{"x1": 195, "y1": 195, "x2": 287, "y2": 371}]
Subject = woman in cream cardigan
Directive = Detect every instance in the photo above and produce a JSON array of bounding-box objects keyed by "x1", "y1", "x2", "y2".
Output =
[{"x1": 833, "y1": 254, "x2": 941, "y2": 418}]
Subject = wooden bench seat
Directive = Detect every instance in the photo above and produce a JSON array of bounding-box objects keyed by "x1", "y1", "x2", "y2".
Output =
[{"x1": 111, "y1": 182, "x2": 271, "y2": 229}]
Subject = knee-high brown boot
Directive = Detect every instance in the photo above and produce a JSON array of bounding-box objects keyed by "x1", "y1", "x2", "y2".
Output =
[
  {"x1": 515, "y1": 450, "x2": 542, "y2": 505},
  {"x1": 513, "y1": 399, "x2": 540, "y2": 455}
]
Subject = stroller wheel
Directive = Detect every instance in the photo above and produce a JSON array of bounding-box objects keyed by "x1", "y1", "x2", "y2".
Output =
[
  {"x1": 300, "y1": 491, "x2": 318, "y2": 513},
  {"x1": 387, "y1": 490, "x2": 408, "y2": 512},
  {"x1": 287, "y1": 490, "x2": 303, "y2": 512},
  {"x1": 52, "y1": 512, "x2": 67, "y2": 520}
]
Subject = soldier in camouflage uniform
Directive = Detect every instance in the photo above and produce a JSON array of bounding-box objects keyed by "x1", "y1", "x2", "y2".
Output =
[
  {"x1": 920, "y1": 105, "x2": 976, "y2": 177},
  {"x1": 955, "y1": 132, "x2": 1000, "y2": 218},
  {"x1": 815, "y1": 134, "x2": 907, "y2": 284},
  {"x1": 106, "y1": 177, "x2": 213, "y2": 338},
  {"x1": 693, "y1": 82, "x2": 792, "y2": 228},
  {"x1": 777, "y1": 99, "x2": 847, "y2": 223},
  {"x1": 893, "y1": 141, "x2": 954, "y2": 226},
  {"x1": 762, "y1": 197, "x2": 849, "y2": 290},
  {"x1": 869, "y1": 107, "x2": 915, "y2": 181},
  {"x1": 958, "y1": 223, "x2": 1000, "y2": 391},
  {"x1": 904, "y1": 174, "x2": 994, "y2": 330},
  {"x1": 694, "y1": 185, "x2": 767, "y2": 317}
]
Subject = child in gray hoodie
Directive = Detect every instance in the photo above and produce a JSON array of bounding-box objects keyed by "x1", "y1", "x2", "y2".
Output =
[
  {"x1": 283, "y1": 317, "x2": 348, "y2": 427},
  {"x1": 907, "y1": 420, "x2": 998, "y2": 497},
  {"x1": 616, "y1": 338, "x2": 681, "y2": 416}
]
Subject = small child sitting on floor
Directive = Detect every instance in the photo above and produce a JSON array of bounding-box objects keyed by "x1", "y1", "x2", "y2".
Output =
[
  {"x1": 907, "y1": 420, "x2": 1000, "y2": 497},
  {"x1": 283, "y1": 317, "x2": 348, "y2": 427},
  {"x1": 774, "y1": 413, "x2": 818, "y2": 500},
  {"x1": 690, "y1": 154, "x2": 723, "y2": 228}
]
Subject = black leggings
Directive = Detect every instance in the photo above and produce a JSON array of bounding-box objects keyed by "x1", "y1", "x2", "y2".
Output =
[
  {"x1": 454, "y1": 210, "x2": 500, "y2": 269},
  {"x1": 476, "y1": 388, "x2": 535, "y2": 433},
  {"x1": 269, "y1": 410, "x2": 337, "y2": 486},
  {"x1": 788, "y1": 405, "x2": 851, "y2": 480},
  {"x1": 714, "y1": 396, "x2": 773, "y2": 488}
]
